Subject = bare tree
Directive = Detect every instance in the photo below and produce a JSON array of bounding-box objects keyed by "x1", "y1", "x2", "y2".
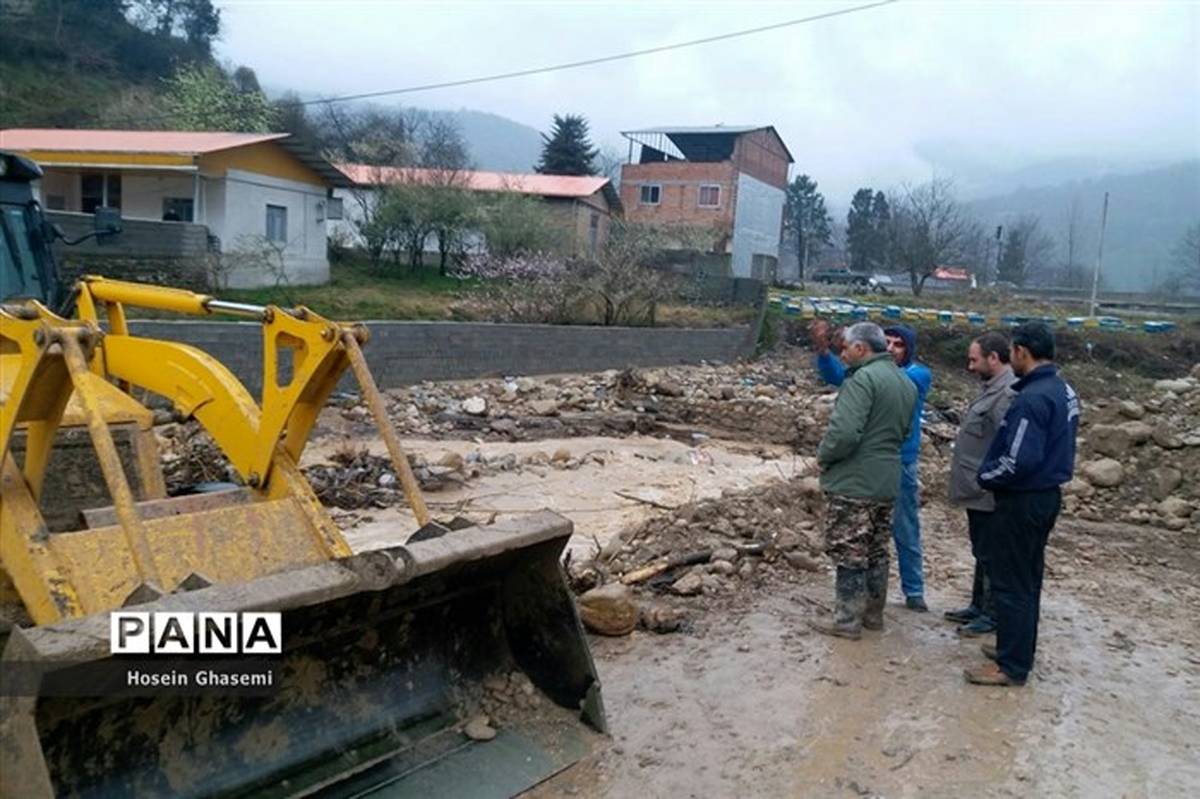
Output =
[
  {"x1": 887, "y1": 177, "x2": 973, "y2": 296},
  {"x1": 1057, "y1": 196, "x2": 1090, "y2": 288},
  {"x1": 998, "y1": 215, "x2": 1056, "y2": 287},
  {"x1": 1170, "y1": 221, "x2": 1200, "y2": 293}
]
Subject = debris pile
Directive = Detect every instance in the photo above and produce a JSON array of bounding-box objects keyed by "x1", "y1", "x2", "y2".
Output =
[
  {"x1": 1067, "y1": 372, "x2": 1200, "y2": 533},
  {"x1": 157, "y1": 422, "x2": 237, "y2": 493},
  {"x1": 332, "y1": 349, "x2": 834, "y2": 447},
  {"x1": 568, "y1": 476, "x2": 828, "y2": 634}
]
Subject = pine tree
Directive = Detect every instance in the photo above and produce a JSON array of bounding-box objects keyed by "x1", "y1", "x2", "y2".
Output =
[
  {"x1": 535, "y1": 114, "x2": 599, "y2": 176},
  {"x1": 783, "y1": 175, "x2": 832, "y2": 279},
  {"x1": 846, "y1": 188, "x2": 891, "y2": 273}
]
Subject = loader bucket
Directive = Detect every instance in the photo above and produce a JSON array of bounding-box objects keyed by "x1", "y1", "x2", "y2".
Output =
[{"x1": 0, "y1": 511, "x2": 605, "y2": 798}]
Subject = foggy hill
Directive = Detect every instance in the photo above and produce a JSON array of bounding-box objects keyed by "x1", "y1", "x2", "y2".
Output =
[
  {"x1": 967, "y1": 161, "x2": 1200, "y2": 291},
  {"x1": 428, "y1": 109, "x2": 544, "y2": 173}
]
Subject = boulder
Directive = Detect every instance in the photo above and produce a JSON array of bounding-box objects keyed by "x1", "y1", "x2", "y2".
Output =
[
  {"x1": 1158, "y1": 497, "x2": 1194, "y2": 519},
  {"x1": 1152, "y1": 425, "x2": 1185, "y2": 450},
  {"x1": 463, "y1": 715, "x2": 497, "y2": 742},
  {"x1": 528, "y1": 399, "x2": 560, "y2": 416},
  {"x1": 640, "y1": 603, "x2": 686, "y2": 633},
  {"x1": 1089, "y1": 425, "x2": 1131, "y2": 458},
  {"x1": 784, "y1": 551, "x2": 823, "y2": 572},
  {"x1": 1063, "y1": 477, "x2": 1094, "y2": 498},
  {"x1": 1149, "y1": 467, "x2": 1183, "y2": 501},
  {"x1": 551, "y1": 448, "x2": 572, "y2": 463},
  {"x1": 1081, "y1": 458, "x2": 1124, "y2": 488},
  {"x1": 462, "y1": 396, "x2": 488, "y2": 416},
  {"x1": 1154, "y1": 378, "x2": 1195, "y2": 394},
  {"x1": 797, "y1": 477, "x2": 823, "y2": 497},
  {"x1": 670, "y1": 572, "x2": 704, "y2": 596},
  {"x1": 1192, "y1": 363, "x2": 1200, "y2": 380},
  {"x1": 577, "y1": 583, "x2": 640, "y2": 636},
  {"x1": 1117, "y1": 401, "x2": 1146, "y2": 420},
  {"x1": 1117, "y1": 421, "x2": 1154, "y2": 445}
]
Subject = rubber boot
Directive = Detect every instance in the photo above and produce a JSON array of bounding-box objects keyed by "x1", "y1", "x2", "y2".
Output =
[
  {"x1": 810, "y1": 567, "x2": 867, "y2": 640},
  {"x1": 862, "y1": 559, "x2": 889, "y2": 631}
]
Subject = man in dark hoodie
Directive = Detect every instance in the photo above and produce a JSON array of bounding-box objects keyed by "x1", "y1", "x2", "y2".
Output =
[{"x1": 812, "y1": 321, "x2": 933, "y2": 611}]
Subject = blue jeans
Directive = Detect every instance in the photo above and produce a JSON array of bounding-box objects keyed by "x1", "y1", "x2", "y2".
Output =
[{"x1": 892, "y1": 461, "x2": 925, "y2": 599}]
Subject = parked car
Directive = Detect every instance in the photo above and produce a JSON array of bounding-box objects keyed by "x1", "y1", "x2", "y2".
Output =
[
  {"x1": 868, "y1": 274, "x2": 895, "y2": 295},
  {"x1": 810, "y1": 269, "x2": 870, "y2": 287}
]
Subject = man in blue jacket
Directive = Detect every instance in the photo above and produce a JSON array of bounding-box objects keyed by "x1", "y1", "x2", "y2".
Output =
[
  {"x1": 967, "y1": 322, "x2": 1079, "y2": 687},
  {"x1": 811, "y1": 320, "x2": 933, "y2": 611}
]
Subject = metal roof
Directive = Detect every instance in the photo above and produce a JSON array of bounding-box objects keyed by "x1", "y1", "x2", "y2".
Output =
[
  {"x1": 0, "y1": 129, "x2": 352, "y2": 187},
  {"x1": 0, "y1": 129, "x2": 288, "y2": 155},
  {"x1": 620, "y1": 125, "x2": 794, "y2": 164},
  {"x1": 338, "y1": 164, "x2": 614, "y2": 201}
]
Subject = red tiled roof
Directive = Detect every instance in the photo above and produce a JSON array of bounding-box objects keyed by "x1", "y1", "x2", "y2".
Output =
[
  {"x1": 934, "y1": 267, "x2": 971, "y2": 281},
  {"x1": 337, "y1": 163, "x2": 610, "y2": 199},
  {"x1": 0, "y1": 128, "x2": 288, "y2": 155}
]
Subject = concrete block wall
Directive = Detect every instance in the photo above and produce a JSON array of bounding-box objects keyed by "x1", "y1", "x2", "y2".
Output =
[{"x1": 128, "y1": 319, "x2": 758, "y2": 396}]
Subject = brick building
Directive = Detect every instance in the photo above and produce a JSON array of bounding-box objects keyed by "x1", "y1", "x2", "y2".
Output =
[{"x1": 619, "y1": 125, "x2": 793, "y2": 279}]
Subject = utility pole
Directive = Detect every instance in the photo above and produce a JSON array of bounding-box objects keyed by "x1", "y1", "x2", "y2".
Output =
[
  {"x1": 993, "y1": 225, "x2": 1003, "y2": 284},
  {"x1": 1089, "y1": 192, "x2": 1110, "y2": 317}
]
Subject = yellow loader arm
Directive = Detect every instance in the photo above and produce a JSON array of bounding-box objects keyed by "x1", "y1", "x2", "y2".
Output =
[{"x1": 0, "y1": 277, "x2": 429, "y2": 623}]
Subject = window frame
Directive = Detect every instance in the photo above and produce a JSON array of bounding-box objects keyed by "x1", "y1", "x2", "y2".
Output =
[
  {"x1": 639, "y1": 184, "x2": 662, "y2": 206},
  {"x1": 265, "y1": 204, "x2": 288, "y2": 243},
  {"x1": 698, "y1": 184, "x2": 721, "y2": 208}
]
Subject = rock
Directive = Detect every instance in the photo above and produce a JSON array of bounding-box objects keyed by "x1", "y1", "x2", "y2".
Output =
[
  {"x1": 774, "y1": 531, "x2": 804, "y2": 551},
  {"x1": 1117, "y1": 421, "x2": 1154, "y2": 445},
  {"x1": 1117, "y1": 401, "x2": 1146, "y2": 420},
  {"x1": 641, "y1": 603, "x2": 685, "y2": 634},
  {"x1": 489, "y1": 418, "x2": 518, "y2": 435},
  {"x1": 462, "y1": 396, "x2": 488, "y2": 416},
  {"x1": 529, "y1": 399, "x2": 560, "y2": 416},
  {"x1": 670, "y1": 572, "x2": 704, "y2": 596},
  {"x1": 1158, "y1": 497, "x2": 1193, "y2": 519},
  {"x1": 712, "y1": 547, "x2": 739, "y2": 563},
  {"x1": 1164, "y1": 517, "x2": 1188, "y2": 531},
  {"x1": 1155, "y1": 378, "x2": 1195, "y2": 394},
  {"x1": 797, "y1": 477, "x2": 822, "y2": 497},
  {"x1": 719, "y1": 385, "x2": 737, "y2": 400},
  {"x1": 1192, "y1": 363, "x2": 1200, "y2": 380},
  {"x1": 551, "y1": 448, "x2": 572, "y2": 463},
  {"x1": 1081, "y1": 458, "x2": 1124, "y2": 488},
  {"x1": 1150, "y1": 467, "x2": 1183, "y2": 501},
  {"x1": 438, "y1": 451, "x2": 465, "y2": 471},
  {"x1": 784, "y1": 551, "x2": 823, "y2": 572},
  {"x1": 577, "y1": 582, "x2": 640, "y2": 636},
  {"x1": 754, "y1": 384, "x2": 779, "y2": 398},
  {"x1": 708, "y1": 559, "x2": 737, "y2": 576},
  {"x1": 464, "y1": 715, "x2": 497, "y2": 742},
  {"x1": 656, "y1": 380, "x2": 685, "y2": 397},
  {"x1": 1063, "y1": 477, "x2": 1094, "y2": 498},
  {"x1": 1090, "y1": 424, "x2": 1132, "y2": 457},
  {"x1": 1152, "y1": 425, "x2": 1185, "y2": 450},
  {"x1": 377, "y1": 472, "x2": 396, "y2": 487}
]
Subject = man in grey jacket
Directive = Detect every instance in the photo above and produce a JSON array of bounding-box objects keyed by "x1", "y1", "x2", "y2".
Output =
[{"x1": 944, "y1": 331, "x2": 1017, "y2": 636}]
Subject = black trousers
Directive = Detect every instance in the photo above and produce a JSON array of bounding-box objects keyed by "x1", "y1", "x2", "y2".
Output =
[
  {"x1": 966, "y1": 509, "x2": 995, "y2": 618},
  {"x1": 986, "y1": 488, "x2": 1062, "y2": 682}
]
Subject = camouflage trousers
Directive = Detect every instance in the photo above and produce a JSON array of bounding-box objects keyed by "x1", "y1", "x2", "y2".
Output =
[{"x1": 823, "y1": 493, "x2": 894, "y2": 570}]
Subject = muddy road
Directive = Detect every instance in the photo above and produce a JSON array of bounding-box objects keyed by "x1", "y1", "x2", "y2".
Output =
[{"x1": 532, "y1": 506, "x2": 1200, "y2": 799}]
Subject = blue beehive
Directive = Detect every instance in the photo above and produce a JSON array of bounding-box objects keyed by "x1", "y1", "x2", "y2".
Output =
[
  {"x1": 1143, "y1": 321, "x2": 1176, "y2": 333},
  {"x1": 1066, "y1": 317, "x2": 1085, "y2": 328},
  {"x1": 785, "y1": 303, "x2": 802, "y2": 316},
  {"x1": 938, "y1": 311, "x2": 953, "y2": 324}
]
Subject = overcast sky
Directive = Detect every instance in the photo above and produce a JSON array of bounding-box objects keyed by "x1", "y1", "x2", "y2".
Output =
[{"x1": 216, "y1": 0, "x2": 1199, "y2": 202}]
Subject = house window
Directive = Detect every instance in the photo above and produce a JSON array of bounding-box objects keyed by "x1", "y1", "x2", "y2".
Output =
[
  {"x1": 162, "y1": 198, "x2": 194, "y2": 222},
  {"x1": 45, "y1": 195, "x2": 66, "y2": 211},
  {"x1": 588, "y1": 212, "x2": 600, "y2": 255},
  {"x1": 266, "y1": 204, "x2": 288, "y2": 243},
  {"x1": 698, "y1": 184, "x2": 721, "y2": 208},
  {"x1": 80, "y1": 173, "x2": 121, "y2": 213},
  {"x1": 639, "y1": 184, "x2": 661, "y2": 205}
]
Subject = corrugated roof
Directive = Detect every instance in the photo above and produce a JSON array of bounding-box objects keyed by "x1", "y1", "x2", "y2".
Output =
[
  {"x1": 622, "y1": 125, "x2": 762, "y2": 136},
  {"x1": 0, "y1": 129, "x2": 288, "y2": 155},
  {"x1": 338, "y1": 164, "x2": 611, "y2": 199}
]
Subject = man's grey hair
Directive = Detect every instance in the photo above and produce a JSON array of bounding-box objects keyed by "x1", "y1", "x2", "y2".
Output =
[{"x1": 843, "y1": 322, "x2": 888, "y2": 353}]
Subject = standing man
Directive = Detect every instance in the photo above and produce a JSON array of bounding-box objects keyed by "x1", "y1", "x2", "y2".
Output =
[
  {"x1": 944, "y1": 332, "x2": 1016, "y2": 637},
  {"x1": 811, "y1": 320, "x2": 933, "y2": 611},
  {"x1": 811, "y1": 322, "x2": 917, "y2": 639},
  {"x1": 967, "y1": 322, "x2": 1079, "y2": 687}
]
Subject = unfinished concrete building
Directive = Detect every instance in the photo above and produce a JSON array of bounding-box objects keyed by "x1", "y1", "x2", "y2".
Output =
[{"x1": 619, "y1": 125, "x2": 793, "y2": 280}]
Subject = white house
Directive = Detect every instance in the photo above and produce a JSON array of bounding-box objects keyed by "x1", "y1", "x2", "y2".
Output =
[{"x1": 0, "y1": 129, "x2": 351, "y2": 287}]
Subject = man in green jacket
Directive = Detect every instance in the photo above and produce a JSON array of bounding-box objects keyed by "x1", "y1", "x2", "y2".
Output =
[{"x1": 812, "y1": 322, "x2": 918, "y2": 639}]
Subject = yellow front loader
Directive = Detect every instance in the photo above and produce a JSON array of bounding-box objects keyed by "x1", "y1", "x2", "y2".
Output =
[{"x1": 0, "y1": 277, "x2": 605, "y2": 798}]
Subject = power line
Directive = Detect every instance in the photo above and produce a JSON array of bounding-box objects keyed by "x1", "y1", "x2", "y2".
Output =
[
  {"x1": 289, "y1": 0, "x2": 900, "y2": 109},
  {"x1": 105, "y1": 0, "x2": 899, "y2": 126}
]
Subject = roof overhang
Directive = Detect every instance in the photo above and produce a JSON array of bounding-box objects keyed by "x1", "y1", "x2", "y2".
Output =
[{"x1": 277, "y1": 138, "x2": 353, "y2": 188}]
